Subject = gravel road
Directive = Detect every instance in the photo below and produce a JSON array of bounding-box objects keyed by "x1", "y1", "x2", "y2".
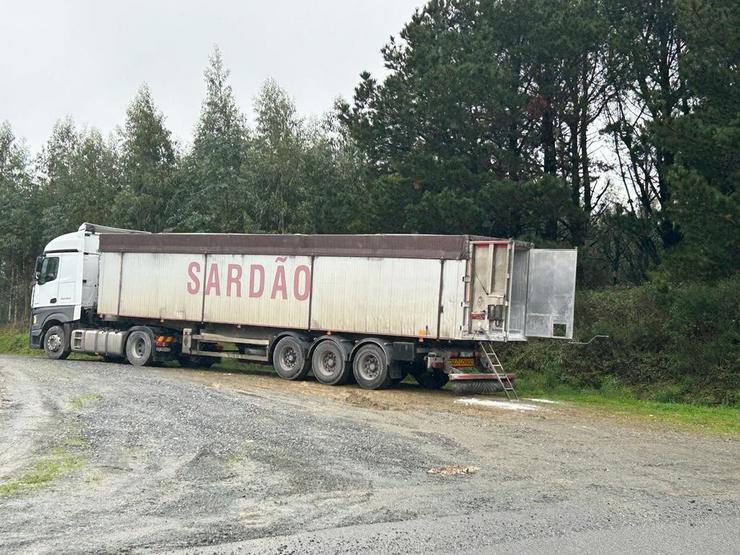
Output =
[{"x1": 0, "y1": 354, "x2": 738, "y2": 554}]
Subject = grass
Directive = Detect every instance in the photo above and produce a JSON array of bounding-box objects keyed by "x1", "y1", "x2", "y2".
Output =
[
  {"x1": 0, "y1": 448, "x2": 85, "y2": 496},
  {"x1": 517, "y1": 371, "x2": 740, "y2": 435},
  {"x1": 562, "y1": 394, "x2": 740, "y2": 434},
  {"x1": 0, "y1": 326, "x2": 37, "y2": 356},
  {"x1": 69, "y1": 393, "x2": 102, "y2": 411}
]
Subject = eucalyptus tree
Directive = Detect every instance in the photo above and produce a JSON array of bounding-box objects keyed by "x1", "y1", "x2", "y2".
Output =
[
  {"x1": 173, "y1": 47, "x2": 249, "y2": 232},
  {"x1": 116, "y1": 84, "x2": 177, "y2": 232},
  {"x1": 37, "y1": 118, "x2": 119, "y2": 239},
  {"x1": 0, "y1": 122, "x2": 38, "y2": 323}
]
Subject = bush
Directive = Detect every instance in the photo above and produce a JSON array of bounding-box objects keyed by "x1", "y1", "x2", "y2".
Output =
[
  {"x1": 0, "y1": 327, "x2": 35, "y2": 356},
  {"x1": 504, "y1": 275, "x2": 740, "y2": 405}
]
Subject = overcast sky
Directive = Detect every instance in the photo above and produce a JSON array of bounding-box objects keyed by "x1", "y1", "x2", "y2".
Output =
[{"x1": 0, "y1": 0, "x2": 424, "y2": 153}]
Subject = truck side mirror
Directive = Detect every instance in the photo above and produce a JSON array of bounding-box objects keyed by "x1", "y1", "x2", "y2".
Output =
[{"x1": 34, "y1": 256, "x2": 44, "y2": 284}]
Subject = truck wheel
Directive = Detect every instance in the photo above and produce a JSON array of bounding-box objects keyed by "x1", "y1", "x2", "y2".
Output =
[
  {"x1": 43, "y1": 325, "x2": 70, "y2": 360},
  {"x1": 311, "y1": 340, "x2": 351, "y2": 385},
  {"x1": 273, "y1": 336, "x2": 309, "y2": 380},
  {"x1": 125, "y1": 329, "x2": 154, "y2": 366},
  {"x1": 353, "y1": 344, "x2": 393, "y2": 390}
]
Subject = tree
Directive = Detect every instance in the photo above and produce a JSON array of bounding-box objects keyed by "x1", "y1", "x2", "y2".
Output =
[
  {"x1": 37, "y1": 118, "x2": 119, "y2": 240},
  {"x1": 242, "y1": 80, "x2": 312, "y2": 233},
  {"x1": 115, "y1": 85, "x2": 177, "y2": 232},
  {"x1": 660, "y1": 0, "x2": 740, "y2": 282},
  {"x1": 173, "y1": 47, "x2": 249, "y2": 232},
  {"x1": 604, "y1": 0, "x2": 688, "y2": 248},
  {"x1": 339, "y1": 0, "x2": 607, "y2": 243},
  {"x1": 0, "y1": 122, "x2": 39, "y2": 323},
  {"x1": 295, "y1": 113, "x2": 367, "y2": 234}
]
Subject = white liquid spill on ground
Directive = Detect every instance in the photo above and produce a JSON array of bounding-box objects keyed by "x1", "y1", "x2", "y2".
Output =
[
  {"x1": 454, "y1": 398, "x2": 540, "y2": 411},
  {"x1": 526, "y1": 398, "x2": 561, "y2": 404}
]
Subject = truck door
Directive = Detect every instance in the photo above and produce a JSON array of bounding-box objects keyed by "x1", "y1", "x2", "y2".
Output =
[
  {"x1": 524, "y1": 249, "x2": 577, "y2": 339},
  {"x1": 56, "y1": 252, "x2": 79, "y2": 305},
  {"x1": 32, "y1": 256, "x2": 60, "y2": 308},
  {"x1": 468, "y1": 241, "x2": 512, "y2": 337},
  {"x1": 32, "y1": 252, "x2": 80, "y2": 309}
]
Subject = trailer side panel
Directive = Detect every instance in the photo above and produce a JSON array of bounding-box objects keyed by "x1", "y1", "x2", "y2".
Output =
[
  {"x1": 310, "y1": 256, "x2": 441, "y2": 337},
  {"x1": 118, "y1": 253, "x2": 205, "y2": 321},
  {"x1": 202, "y1": 254, "x2": 312, "y2": 328}
]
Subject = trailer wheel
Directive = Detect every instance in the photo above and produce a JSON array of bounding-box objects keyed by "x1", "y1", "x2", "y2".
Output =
[
  {"x1": 273, "y1": 336, "x2": 309, "y2": 380},
  {"x1": 43, "y1": 325, "x2": 70, "y2": 360},
  {"x1": 353, "y1": 344, "x2": 392, "y2": 390},
  {"x1": 125, "y1": 329, "x2": 154, "y2": 366},
  {"x1": 311, "y1": 340, "x2": 351, "y2": 385}
]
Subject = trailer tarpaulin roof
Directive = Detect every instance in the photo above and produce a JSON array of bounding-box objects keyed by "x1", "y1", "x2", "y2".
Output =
[{"x1": 98, "y1": 233, "x2": 517, "y2": 260}]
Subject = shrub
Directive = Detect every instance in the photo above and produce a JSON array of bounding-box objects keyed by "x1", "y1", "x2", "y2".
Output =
[{"x1": 505, "y1": 275, "x2": 739, "y2": 405}]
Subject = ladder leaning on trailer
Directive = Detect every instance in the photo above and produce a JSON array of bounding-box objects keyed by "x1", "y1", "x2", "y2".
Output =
[
  {"x1": 478, "y1": 342, "x2": 518, "y2": 400},
  {"x1": 447, "y1": 342, "x2": 518, "y2": 399}
]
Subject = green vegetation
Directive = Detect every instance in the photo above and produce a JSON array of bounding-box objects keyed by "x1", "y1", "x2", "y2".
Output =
[
  {"x1": 0, "y1": 327, "x2": 36, "y2": 356},
  {"x1": 0, "y1": 449, "x2": 85, "y2": 496},
  {"x1": 517, "y1": 378, "x2": 740, "y2": 435},
  {"x1": 69, "y1": 393, "x2": 102, "y2": 411},
  {"x1": 505, "y1": 276, "x2": 740, "y2": 406}
]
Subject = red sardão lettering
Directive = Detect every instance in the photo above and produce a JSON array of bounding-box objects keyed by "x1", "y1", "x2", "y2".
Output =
[{"x1": 186, "y1": 257, "x2": 311, "y2": 301}]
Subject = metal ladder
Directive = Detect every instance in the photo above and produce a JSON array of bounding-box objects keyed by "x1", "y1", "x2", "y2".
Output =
[{"x1": 479, "y1": 342, "x2": 518, "y2": 401}]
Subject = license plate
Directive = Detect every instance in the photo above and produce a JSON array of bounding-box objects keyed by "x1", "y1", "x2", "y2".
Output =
[{"x1": 450, "y1": 357, "x2": 475, "y2": 368}]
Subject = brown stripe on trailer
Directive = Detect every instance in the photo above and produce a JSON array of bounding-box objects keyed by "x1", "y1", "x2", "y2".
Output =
[{"x1": 99, "y1": 233, "x2": 529, "y2": 260}]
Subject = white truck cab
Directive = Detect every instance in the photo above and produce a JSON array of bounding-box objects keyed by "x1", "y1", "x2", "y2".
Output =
[{"x1": 29, "y1": 223, "x2": 143, "y2": 356}]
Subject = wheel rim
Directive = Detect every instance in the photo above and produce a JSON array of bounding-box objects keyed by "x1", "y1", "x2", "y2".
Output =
[
  {"x1": 281, "y1": 346, "x2": 297, "y2": 370},
  {"x1": 46, "y1": 332, "x2": 62, "y2": 352},
  {"x1": 132, "y1": 335, "x2": 147, "y2": 359},
  {"x1": 357, "y1": 352, "x2": 381, "y2": 382},
  {"x1": 316, "y1": 346, "x2": 339, "y2": 378}
]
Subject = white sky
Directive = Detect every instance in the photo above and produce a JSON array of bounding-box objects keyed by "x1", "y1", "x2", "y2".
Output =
[{"x1": 0, "y1": 0, "x2": 424, "y2": 153}]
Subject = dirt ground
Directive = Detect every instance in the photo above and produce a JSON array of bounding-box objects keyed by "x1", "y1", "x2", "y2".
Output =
[{"x1": 0, "y1": 354, "x2": 738, "y2": 554}]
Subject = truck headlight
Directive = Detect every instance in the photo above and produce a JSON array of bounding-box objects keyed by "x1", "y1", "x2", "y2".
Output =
[{"x1": 33, "y1": 315, "x2": 37, "y2": 325}]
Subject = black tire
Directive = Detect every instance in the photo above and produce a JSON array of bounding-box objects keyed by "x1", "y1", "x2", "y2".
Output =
[
  {"x1": 311, "y1": 340, "x2": 351, "y2": 385},
  {"x1": 352, "y1": 344, "x2": 392, "y2": 390},
  {"x1": 177, "y1": 354, "x2": 216, "y2": 369},
  {"x1": 125, "y1": 329, "x2": 154, "y2": 366},
  {"x1": 43, "y1": 325, "x2": 70, "y2": 360},
  {"x1": 272, "y1": 336, "x2": 309, "y2": 380}
]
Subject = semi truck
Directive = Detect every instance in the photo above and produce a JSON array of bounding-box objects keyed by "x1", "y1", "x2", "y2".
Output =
[{"x1": 29, "y1": 223, "x2": 577, "y2": 391}]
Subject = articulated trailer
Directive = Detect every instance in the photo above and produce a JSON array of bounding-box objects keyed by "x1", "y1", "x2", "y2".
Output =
[{"x1": 29, "y1": 223, "x2": 577, "y2": 392}]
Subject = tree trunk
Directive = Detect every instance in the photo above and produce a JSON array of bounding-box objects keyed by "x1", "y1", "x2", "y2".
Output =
[
  {"x1": 542, "y1": 97, "x2": 556, "y2": 175},
  {"x1": 569, "y1": 119, "x2": 580, "y2": 206},
  {"x1": 580, "y1": 56, "x2": 592, "y2": 215}
]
